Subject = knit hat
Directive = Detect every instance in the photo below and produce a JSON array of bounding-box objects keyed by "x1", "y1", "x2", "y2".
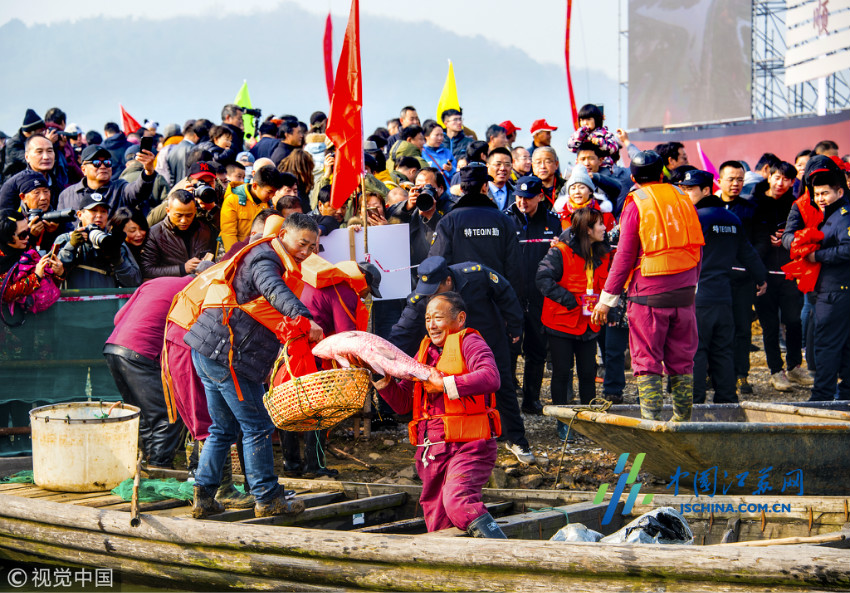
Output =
[
  {"x1": 21, "y1": 109, "x2": 45, "y2": 133},
  {"x1": 162, "y1": 123, "x2": 181, "y2": 139},
  {"x1": 566, "y1": 164, "x2": 596, "y2": 192}
]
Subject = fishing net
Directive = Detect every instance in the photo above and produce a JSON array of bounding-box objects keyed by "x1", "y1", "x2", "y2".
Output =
[
  {"x1": 110, "y1": 478, "x2": 246, "y2": 502},
  {"x1": 0, "y1": 470, "x2": 33, "y2": 483},
  {"x1": 264, "y1": 342, "x2": 370, "y2": 432}
]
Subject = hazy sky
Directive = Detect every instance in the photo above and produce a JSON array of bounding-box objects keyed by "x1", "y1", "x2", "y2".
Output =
[{"x1": 0, "y1": 0, "x2": 622, "y2": 79}]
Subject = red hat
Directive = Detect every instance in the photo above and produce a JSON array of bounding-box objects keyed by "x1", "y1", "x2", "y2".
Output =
[
  {"x1": 530, "y1": 119, "x2": 557, "y2": 135},
  {"x1": 500, "y1": 120, "x2": 521, "y2": 136}
]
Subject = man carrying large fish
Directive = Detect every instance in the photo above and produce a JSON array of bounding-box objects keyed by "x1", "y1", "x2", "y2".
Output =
[
  {"x1": 179, "y1": 213, "x2": 323, "y2": 519},
  {"x1": 325, "y1": 292, "x2": 507, "y2": 538}
]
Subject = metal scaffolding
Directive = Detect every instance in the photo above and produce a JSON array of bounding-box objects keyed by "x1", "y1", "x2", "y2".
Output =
[{"x1": 752, "y1": 0, "x2": 850, "y2": 120}]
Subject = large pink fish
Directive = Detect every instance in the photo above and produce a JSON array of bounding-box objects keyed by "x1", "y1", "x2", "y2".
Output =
[{"x1": 312, "y1": 331, "x2": 432, "y2": 381}]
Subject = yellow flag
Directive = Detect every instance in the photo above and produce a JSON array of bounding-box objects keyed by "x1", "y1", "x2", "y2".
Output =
[
  {"x1": 234, "y1": 80, "x2": 255, "y2": 141},
  {"x1": 436, "y1": 60, "x2": 460, "y2": 126}
]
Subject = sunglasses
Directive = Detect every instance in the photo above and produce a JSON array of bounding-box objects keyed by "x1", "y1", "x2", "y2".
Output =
[
  {"x1": 16, "y1": 230, "x2": 30, "y2": 240},
  {"x1": 87, "y1": 159, "x2": 113, "y2": 169}
]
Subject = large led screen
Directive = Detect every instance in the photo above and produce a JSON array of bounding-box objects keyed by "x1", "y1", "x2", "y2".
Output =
[{"x1": 628, "y1": 0, "x2": 752, "y2": 129}]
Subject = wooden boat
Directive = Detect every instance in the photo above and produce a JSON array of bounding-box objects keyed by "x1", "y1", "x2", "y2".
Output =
[
  {"x1": 544, "y1": 400, "x2": 850, "y2": 496},
  {"x1": 0, "y1": 457, "x2": 848, "y2": 591}
]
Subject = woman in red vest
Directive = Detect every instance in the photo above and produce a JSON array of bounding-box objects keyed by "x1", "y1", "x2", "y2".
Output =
[
  {"x1": 536, "y1": 208, "x2": 611, "y2": 435},
  {"x1": 369, "y1": 292, "x2": 505, "y2": 537}
]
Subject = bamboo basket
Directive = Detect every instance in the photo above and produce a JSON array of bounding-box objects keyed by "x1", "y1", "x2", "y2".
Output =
[{"x1": 264, "y1": 346, "x2": 370, "y2": 432}]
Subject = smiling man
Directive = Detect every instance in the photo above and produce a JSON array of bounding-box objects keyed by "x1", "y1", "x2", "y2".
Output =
[
  {"x1": 486, "y1": 147, "x2": 514, "y2": 210},
  {"x1": 374, "y1": 292, "x2": 505, "y2": 537},
  {"x1": 57, "y1": 144, "x2": 156, "y2": 216}
]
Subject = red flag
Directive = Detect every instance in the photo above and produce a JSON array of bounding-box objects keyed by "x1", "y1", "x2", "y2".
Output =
[
  {"x1": 326, "y1": 0, "x2": 363, "y2": 209},
  {"x1": 564, "y1": 1, "x2": 578, "y2": 128},
  {"x1": 119, "y1": 105, "x2": 142, "y2": 136},
  {"x1": 323, "y1": 13, "x2": 334, "y2": 103}
]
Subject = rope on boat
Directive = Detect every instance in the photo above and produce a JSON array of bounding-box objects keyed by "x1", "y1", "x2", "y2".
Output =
[{"x1": 553, "y1": 398, "x2": 613, "y2": 488}]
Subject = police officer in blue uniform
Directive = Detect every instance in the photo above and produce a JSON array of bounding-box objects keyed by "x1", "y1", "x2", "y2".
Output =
[
  {"x1": 678, "y1": 170, "x2": 767, "y2": 403},
  {"x1": 428, "y1": 164, "x2": 523, "y2": 299},
  {"x1": 806, "y1": 170, "x2": 850, "y2": 401},
  {"x1": 388, "y1": 256, "x2": 535, "y2": 464},
  {"x1": 505, "y1": 176, "x2": 560, "y2": 414}
]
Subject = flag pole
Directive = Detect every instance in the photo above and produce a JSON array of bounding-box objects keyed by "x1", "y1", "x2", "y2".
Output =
[{"x1": 360, "y1": 174, "x2": 368, "y2": 255}]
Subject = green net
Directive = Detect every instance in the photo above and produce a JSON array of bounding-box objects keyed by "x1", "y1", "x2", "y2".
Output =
[
  {"x1": 110, "y1": 478, "x2": 246, "y2": 502},
  {"x1": 1, "y1": 288, "x2": 132, "y2": 457},
  {"x1": 0, "y1": 470, "x2": 34, "y2": 483}
]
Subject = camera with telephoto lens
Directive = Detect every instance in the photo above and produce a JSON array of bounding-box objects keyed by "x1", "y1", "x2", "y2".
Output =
[
  {"x1": 415, "y1": 184, "x2": 437, "y2": 211},
  {"x1": 243, "y1": 108, "x2": 262, "y2": 118},
  {"x1": 193, "y1": 183, "x2": 217, "y2": 204},
  {"x1": 28, "y1": 208, "x2": 76, "y2": 224},
  {"x1": 84, "y1": 224, "x2": 118, "y2": 251}
]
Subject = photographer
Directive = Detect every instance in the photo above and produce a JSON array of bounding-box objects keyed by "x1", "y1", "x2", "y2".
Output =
[
  {"x1": 387, "y1": 172, "x2": 444, "y2": 288},
  {"x1": 17, "y1": 171, "x2": 75, "y2": 251},
  {"x1": 53, "y1": 193, "x2": 141, "y2": 288},
  {"x1": 149, "y1": 161, "x2": 224, "y2": 235},
  {"x1": 141, "y1": 190, "x2": 215, "y2": 280}
]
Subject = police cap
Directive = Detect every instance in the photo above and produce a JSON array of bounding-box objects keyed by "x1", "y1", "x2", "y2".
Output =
[
  {"x1": 415, "y1": 256, "x2": 450, "y2": 295},
  {"x1": 677, "y1": 169, "x2": 714, "y2": 188},
  {"x1": 514, "y1": 175, "x2": 543, "y2": 198}
]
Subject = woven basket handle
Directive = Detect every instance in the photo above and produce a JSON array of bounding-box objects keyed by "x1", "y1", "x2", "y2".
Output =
[{"x1": 268, "y1": 338, "x2": 298, "y2": 394}]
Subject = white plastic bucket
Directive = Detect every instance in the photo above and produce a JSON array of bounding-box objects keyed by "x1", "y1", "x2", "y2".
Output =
[{"x1": 29, "y1": 402, "x2": 140, "y2": 492}]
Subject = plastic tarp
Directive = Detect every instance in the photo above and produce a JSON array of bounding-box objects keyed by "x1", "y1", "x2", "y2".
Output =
[{"x1": 0, "y1": 288, "x2": 132, "y2": 456}]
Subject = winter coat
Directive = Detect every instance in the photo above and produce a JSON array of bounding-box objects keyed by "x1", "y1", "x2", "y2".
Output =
[
  {"x1": 183, "y1": 241, "x2": 313, "y2": 382},
  {"x1": 57, "y1": 173, "x2": 156, "y2": 218},
  {"x1": 140, "y1": 217, "x2": 215, "y2": 279}
]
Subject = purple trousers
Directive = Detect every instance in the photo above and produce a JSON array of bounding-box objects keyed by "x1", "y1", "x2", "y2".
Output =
[
  {"x1": 627, "y1": 302, "x2": 698, "y2": 376},
  {"x1": 416, "y1": 438, "x2": 497, "y2": 532}
]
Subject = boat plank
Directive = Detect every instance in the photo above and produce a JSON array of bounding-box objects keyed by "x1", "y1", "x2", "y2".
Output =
[
  {"x1": 206, "y1": 491, "x2": 344, "y2": 523},
  {"x1": 1, "y1": 517, "x2": 839, "y2": 593},
  {"x1": 0, "y1": 538, "x2": 339, "y2": 592},
  {"x1": 240, "y1": 492, "x2": 408, "y2": 527},
  {"x1": 71, "y1": 494, "x2": 127, "y2": 507},
  {"x1": 355, "y1": 501, "x2": 513, "y2": 534},
  {"x1": 0, "y1": 494, "x2": 848, "y2": 590},
  {"x1": 99, "y1": 499, "x2": 190, "y2": 513},
  {"x1": 0, "y1": 483, "x2": 34, "y2": 493},
  {"x1": 423, "y1": 500, "x2": 624, "y2": 539}
]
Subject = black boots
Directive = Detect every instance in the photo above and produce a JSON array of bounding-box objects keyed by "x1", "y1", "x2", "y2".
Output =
[
  {"x1": 192, "y1": 484, "x2": 225, "y2": 519},
  {"x1": 467, "y1": 512, "x2": 507, "y2": 539}
]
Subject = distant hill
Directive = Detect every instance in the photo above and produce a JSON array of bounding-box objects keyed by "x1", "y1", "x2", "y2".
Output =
[{"x1": 0, "y1": 3, "x2": 618, "y2": 153}]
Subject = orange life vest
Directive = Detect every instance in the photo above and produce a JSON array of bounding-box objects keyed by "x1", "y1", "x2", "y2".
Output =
[
  {"x1": 301, "y1": 255, "x2": 370, "y2": 332},
  {"x1": 541, "y1": 241, "x2": 610, "y2": 335},
  {"x1": 408, "y1": 328, "x2": 501, "y2": 445},
  {"x1": 162, "y1": 236, "x2": 305, "y2": 407},
  {"x1": 625, "y1": 183, "x2": 704, "y2": 279}
]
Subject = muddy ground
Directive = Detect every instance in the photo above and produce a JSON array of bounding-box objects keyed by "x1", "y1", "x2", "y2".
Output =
[{"x1": 178, "y1": 325, "x2": 812, "y2": 493}]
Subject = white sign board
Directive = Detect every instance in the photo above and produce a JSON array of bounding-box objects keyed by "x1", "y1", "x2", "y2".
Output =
[
  {"x1": 319, "y1": 224, "x2": 412, "y2": 301},
  {"x1": 785, "y1": 0, "x2": 850, "y2": 86}
]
